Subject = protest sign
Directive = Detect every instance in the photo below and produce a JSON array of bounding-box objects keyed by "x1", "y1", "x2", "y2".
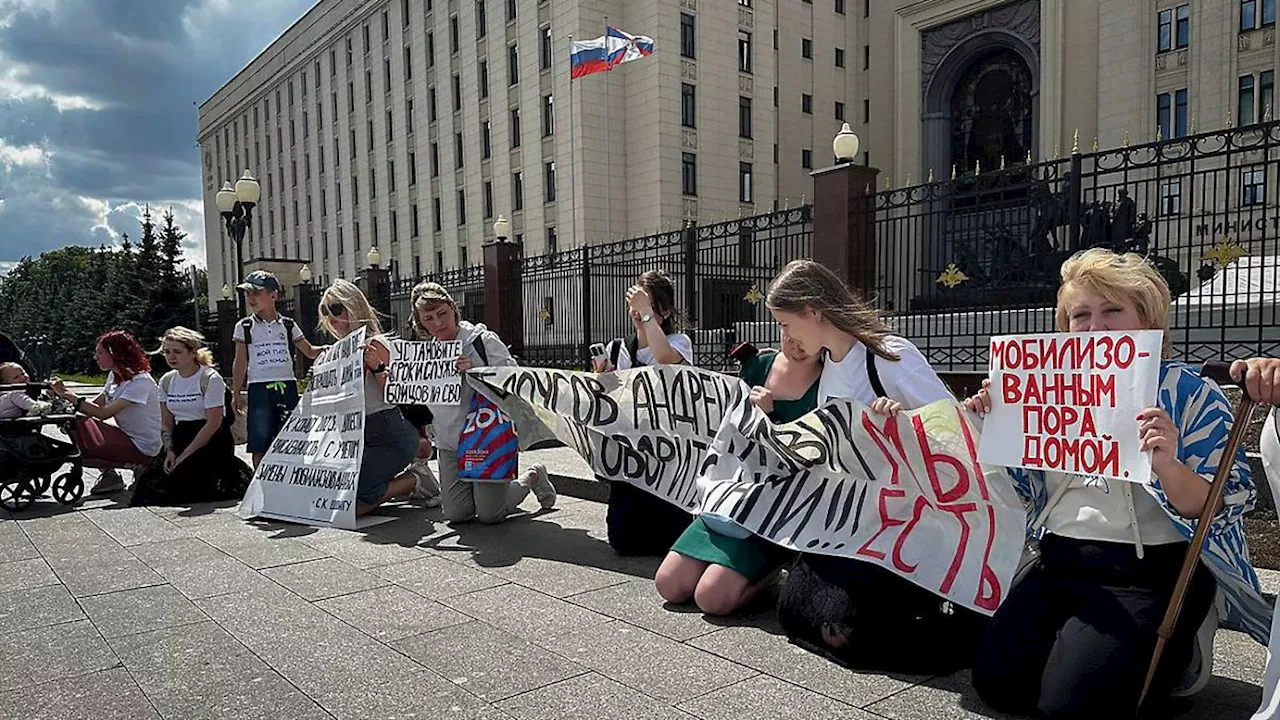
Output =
[
  {"x1": 978, "y1": 330, "x2": 1162, "y2": 484},
  {"x1": 386, "y1": 340, "x2": 462, "y2": 405},
  {"x1": 469, "y1": 366, "x2": 1026, "y2": 613},
  {"x1": 238, "y1": 327, "x2": 367, "y2": 529}
]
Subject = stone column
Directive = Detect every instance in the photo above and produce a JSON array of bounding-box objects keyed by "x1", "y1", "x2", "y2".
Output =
[
  {"x1": 358, "y1": 266, "x2": 392, "y2": 324},
  {"x1": 215, "y1": 298, "x2": 238, "y2": 376},
  {"x1": 810, "y1": 162, "x2": 882, "y2": 295},
  {"x1": 483, "y1": 239, "x2": 523, "y2": 357}
]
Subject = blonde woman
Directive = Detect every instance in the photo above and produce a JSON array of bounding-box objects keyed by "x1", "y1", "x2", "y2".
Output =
[
  {"x1": 131, "y1": 327, "x2": 252, "y2": 506},
  {"x1": 965, "y1": 250, "x2": 1268, "y2": 718},
  {"x1": 318, "y1": 280, "x2": 418, "y2": 515}
]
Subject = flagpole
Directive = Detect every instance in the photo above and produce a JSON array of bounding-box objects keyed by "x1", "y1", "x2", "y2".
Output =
[
  {"x1": 568, "y1": 34, "x2": 578, "y2": 249},
  {"x1": 603, "y1": 16, "x2": 612, "y2": 242}
]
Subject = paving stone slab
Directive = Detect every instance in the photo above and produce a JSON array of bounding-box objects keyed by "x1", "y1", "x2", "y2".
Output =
[
  {"x1": 393, "y1": 620, "x2": 587, "y2": 702},
  {"x1": 537, "y1": 620, "x2": 756, "y2": 704},
  {"x1": 79, "y1": 584, "x2": 208, "y2": 639},
  {"x1": 0, "y1": 519, "x2": 39, "y2": 563},
  {"x1": 441, "y1": 583, "x2": 611, "y2": 642},
  {"x1": 0, "y1": 667, "x2": 159, "y2": 720},
  {"x1": 688, "y1": 625, "x2": 921, "y2": 707},
  {"x1": 110, "y1": 620, "x2": 330, "y2": 720},
  {"x1": 370, "y1": 555, "x2": 509, "y2": 599},
  {"x1": 295, "y1": 528, "x2": 430, "y2": 568},
  {"x1": 0, "y1": 557, "x2": 61, "y2": 593},
  {"x1": 0, "y1": 619, "x2": 118, "y2": 693},
  {"x1": 201, "y1": 535, "x2": 330, "y2": 570},
  {"x1": 0, "y1": 582, "x2": 84, "y2": 635},
  {"x1": 568, "y1": 579, "x2": 720, "y2": 642},
  {"x1": 474, "y1": 552, "x2": 634, "y2": 598},
  {"x1": 82, "y1": 507, "x2": 190, "y2": 546},
  {"x1": 261, "y1": 557, "x2": 388, "y2": 601},
  {"x1": 863, "y1": 671, "x2": 1029, "y2": 720},
  {"x1": 679, "y1": 675, "x2": 881, "y2": 719},
  {"x1": 316, "y1": 584, "x2": 471, "y2": 641},
  {"x1": 129, "y1": 537, "x2": 272, "y2": 599},
  {"x1": 496, "y1": 672, "x2": 697, "y2": 720}
]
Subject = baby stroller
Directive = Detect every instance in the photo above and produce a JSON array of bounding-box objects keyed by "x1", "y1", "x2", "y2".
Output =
[{"x1": 0, "y1": 333, "x2": 84, "y2": 512}]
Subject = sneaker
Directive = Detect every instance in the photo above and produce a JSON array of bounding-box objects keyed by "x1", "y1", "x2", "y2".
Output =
[
  {"x1": 89, "y1": 469, "x2": 126, "y2": 496},
  {"x1": 1171, "y1": 593, "x2": 1218, "y2": 698},
  {"x1": 407, "y1": 462, "x2": 442, "y2": 508},
  {"x1": 521, "y1": 464, "x2": 556, "y2": 509}
]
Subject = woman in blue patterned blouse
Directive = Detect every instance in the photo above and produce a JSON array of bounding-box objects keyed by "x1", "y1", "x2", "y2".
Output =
[{"x1": 963, "y1": 249, "x2": 1269, "y2": 719}]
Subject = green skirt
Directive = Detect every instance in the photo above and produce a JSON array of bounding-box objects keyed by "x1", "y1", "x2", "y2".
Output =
[{"x1": 670, "y1": 516, "x2": 794, "y2": 582}]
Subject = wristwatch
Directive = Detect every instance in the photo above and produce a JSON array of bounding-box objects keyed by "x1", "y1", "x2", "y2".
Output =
[{"x1": 641, "y1": 313, "x2": 654, "y2": 325}]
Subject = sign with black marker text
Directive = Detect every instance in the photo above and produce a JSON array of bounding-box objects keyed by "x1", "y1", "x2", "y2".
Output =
[{"x1": 386, "y1": 340, "x2": 462, "y2": 405}]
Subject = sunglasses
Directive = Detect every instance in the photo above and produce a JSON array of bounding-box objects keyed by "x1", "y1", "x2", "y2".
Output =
[{"x1": 321, "y1": 302, "x2": 347, "y2": 317}]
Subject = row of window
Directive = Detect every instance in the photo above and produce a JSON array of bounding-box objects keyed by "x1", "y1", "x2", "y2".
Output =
[
  {"x1": 1159, "y1": 0, "x2": 1275, "y2": 52},
  {"x1": 738, "y1": 0, "x2": 865, "y2": 16}
]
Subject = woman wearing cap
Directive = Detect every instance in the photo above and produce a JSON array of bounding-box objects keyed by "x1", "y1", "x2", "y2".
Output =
[
  {"x1": 410, "y1": 281, "x2": 556, "y2": 523},
  {"x1": 130, "y1": 327, "x2": 253, "y2": 506},
  {"x1": 592, "y1": 270, "x2": 696, "y2": 556},
  {"x1": 318, "y1": 280, "x2": 418, "y2": 515}
]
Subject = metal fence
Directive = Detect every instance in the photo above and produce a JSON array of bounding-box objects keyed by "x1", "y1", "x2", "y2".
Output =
[
  {"x1": 517, "y1": 206, "x2": 814, "y2": 369},
  {"x1": 388, "y1": 264, "x2": 485, "y2": 337},
  {"x1": 871, "y1": 121, "x2": 1280, "y2": 371}
]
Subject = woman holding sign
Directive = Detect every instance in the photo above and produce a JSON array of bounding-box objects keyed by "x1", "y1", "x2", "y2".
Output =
[
  {"x1": 965, "y1": 249, "x2": 1268, "y2": 718},
  {"x1": 593, "y1": 270, "x2": 698, "y2": 556},
  {"x1": 318, "y1": 280, "x2": 419, "y2": 516},
  {"x1": 656, "y1": 335, "x2": 820, "y2": 614},
  {"x1": 764, "y1": 259, "x2": 987, "y2": 675},
  {"x1": 410, "y1": 282, "x2": 555, "y2": 524}
]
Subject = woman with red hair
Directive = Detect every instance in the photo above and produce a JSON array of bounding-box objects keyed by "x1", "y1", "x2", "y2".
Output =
[{"x1": 50, "y1": 330, "x2": 162, "y2": 495}]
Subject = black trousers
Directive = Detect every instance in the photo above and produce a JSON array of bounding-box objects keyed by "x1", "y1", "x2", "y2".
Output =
[
  {"x1": 972, "y1": 534, "x2": 1216, "y2": 720},
  {"x1": 606, "y1": 481, "x2": 693, "y2": 556},
  {"x1": 777, "y1": 553, "x2": 989, "y2": 675}
]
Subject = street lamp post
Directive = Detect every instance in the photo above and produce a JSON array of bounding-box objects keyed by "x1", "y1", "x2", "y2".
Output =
[
  {"x1": 832, "y1": 122, "x2": 861, "y2": 164},
  {"x1": 216, "y1": 169, "x2": 261, "y2": 316},
  {"x1": 493, "y1": 215, "x2": 511, "y2": 243}
]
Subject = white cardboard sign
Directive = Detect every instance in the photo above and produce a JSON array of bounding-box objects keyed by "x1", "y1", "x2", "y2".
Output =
[{"x1": 386, "y1": 340, "x2": 462, "y2": 405}]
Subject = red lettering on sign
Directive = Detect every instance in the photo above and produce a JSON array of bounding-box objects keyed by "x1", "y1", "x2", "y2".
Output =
[
  {"x1": 937, "y1": 502, "x2": 977, "y2": 595},
  {"x1": 912, "y1": 415, "x2": 970, "y2": 503},
  {"x1": 861, "y1": 412, "x2": 915, "y2": 486},
  {"x1": 856, "y1": 487, "x2": 909, "y2": 561},
  {"x1": 974, "y1": 504, "x2": 1003, "y2": 611},
  {"x1": 891, "y1": 495, "x2": 930, "y2": 574}
]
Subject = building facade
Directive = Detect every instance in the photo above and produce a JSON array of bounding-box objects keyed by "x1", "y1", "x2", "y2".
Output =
[{"x1": 198, "y1": 0, "x2": 1280, "y2": 304}]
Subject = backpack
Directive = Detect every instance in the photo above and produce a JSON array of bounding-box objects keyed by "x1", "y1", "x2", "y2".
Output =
[
  {"x1": 865, "y1": 347, "x2": 886, "y2": 397},
  {"x1": 240, "y1": 315, "x2": 298, "y2": 365},
  {"x1": 160, "y1": 367, "x2": 235, "y2": 430}
]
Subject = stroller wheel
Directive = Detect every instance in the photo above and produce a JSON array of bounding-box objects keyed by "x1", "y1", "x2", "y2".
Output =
[
  {"x1": 51, "y1": 473, "x2": 84, "y2": 506},
  {"x1": 0, "y1": 478, "x2": 38, "y2": 512},
  {"x1": 34, "y1": 475, "x2": 51, "y2": 496}
]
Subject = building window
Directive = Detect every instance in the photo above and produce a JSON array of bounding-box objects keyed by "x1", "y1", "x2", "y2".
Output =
[
  {"x1": 1159, "y1": 180, "x2": 1181, "y2": 216},
  {"x1": 452, "y1": 74, "x2": 462, "y2": 111},
  {"x1": 680, "y1": 13, "x2": 696, "y2": 59},
  {"x1": 1241, "y1": 74, "x2": 1257, "y2": 126},
  {"x1": 835, "y1": 48, "x2": 845, "y2": 68},
  {"x1": 541, "y1": 26, "x2": 553, "y2": 70},
  {"x1": 681, "y1": 83, "x2": 696, "y2": 128},
  {"x1": 433, "y1": 197, "x2": 442, "y2": 232},
  {"x1": 1263, "y1": 70, "x2": 1275, "y2": 121},
  {"x1": 429, "y1": 86, "x2": 438, "y2": 121},
  {"x1": 542, "y1": 94, "x2": 554, "y2": 137},
  {"x1": 412, "y1": 204, "x2": 420, "y2": 236},
  {"x1": 1244, "y1": 0, "x2": 1258, "y2": 29},
  {"x1": 1175, "y1": 4, "x2": 1190, "y2": 47},
  {"x1": 454, "y1": 131, "x2": 464, "y2": 168},
  {"x1": 739, "y1": 162, "x2": 753, "y2": 203},
  {"x1": 457, "y1": 189, "x2": 467, "y2": 224},
  {"x1": 802, "y1": 148, "x2": 813, "y2": 169},
  {"x1": 546, "y1": 227, "x2": 558, "y2": 254},
  {"x1": 427, "y1": 31, "x2": 435, "y2": 66},
  {"x1": 739, "y1": 96, "x2": 752, "y2": 138},
  {"x1": 682, "y1": 152, "x2": 697, "y2": 196},
  {"x1": 388, "y1": 160, "x2": 396, "y2": 192},
  {"x1": 480, "y1": 61, "x2": 489, "y2": 98},
  {"x1": 476, "y1": 1, "x2": 487, "y2": 37},
  {"x1": 545, "y1": 161, "x2": 556, "y2": 202},
  {"x1": 431, "y1": 142, "x2": 440, "y2": 176},
  {"x1": 835, "y1": 101, "x2": 845, "y2": 120},
  {"x1": 366, "y1": 71, "x2": 373, "y2": 103},
  {"x1": 508, "y1": 44, "x2": 519, "y2": 85},
  {"x1": 1157, "y1": 92, "x2": 1172, "y2": 138},
  {"x1": 511, "y1": 108, "x2": 522, "y2": 148},
  {"x1": 482, "y1": 121, "x2": 492, "y2": 159},
  {"x1": 513, "y1": 171, "x2": 524, "y2": 210},
  {"x1": 484, "y1": 181, "x2": 494, "y2": 219},
  {"x1": 738, "y1": 32, "x2": 752, "y2": 73},
  {"x1": 863, "y1": 45, "x2": 870, "y2": 70},
  {"x1": 836, "y1": 0, "x2": 845, "y2": 13},
  {"x1": 801, "y1": 38, "x2": 812, "y2": 59},
  {"x1": 1175, "y1": 88, "x2": 1188, "y2": 137},
  {"x1": 404, "y1": 45, "x2": 412, "y2": 80},
  {"x1": 449, "y1": 15, "x2": 459, "y2": 54},
  {"x1": 406, "y1": 98, "x2": 415, "y2": 134},
  {"x1": 384, "y1": 57, "x2": 392, "y2": 89},
  {"x1": 507, "y1": 0, "x2": 517, "y2": 22},
  {"x1": 382, "y1": 9, "x2": 390, "y2": 40},
  {"x1": 1243, "y1": 167, "x2": 1267, "y2": 206},
  {"x1": 802, "y1": 94, "x2": 813, "y2": 114},
  {"x1": 409, "y1": 150, "x2": 417, "y2": 184}
]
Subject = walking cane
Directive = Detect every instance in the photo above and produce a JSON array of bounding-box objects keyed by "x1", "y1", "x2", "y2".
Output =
[{"x1": 1137, "y1": 360, "x2": 1258, "y2": 711}]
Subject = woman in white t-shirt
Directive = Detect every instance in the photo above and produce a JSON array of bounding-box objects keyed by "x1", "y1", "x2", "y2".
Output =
[
  {"x1": 765, "y1": 259, "x2": 987, "y2": 675},
  {"x1": 130, "y1": 327, "x2": 252, "y2": 506},
  {"x1": 50, "y1": 330, "x2": 163, "y2": 496},
  {"x1": 593, "y1": 270, "x2": 698, "y2": 556}
]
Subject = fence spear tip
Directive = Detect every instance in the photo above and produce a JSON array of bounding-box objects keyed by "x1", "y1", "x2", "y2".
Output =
[
  {"x1": 1072, "y1": 128, "x2": 1080, "y2": 154},
  {"x1": 951, "y1": 164, "x2": 957, "y2": 180}
]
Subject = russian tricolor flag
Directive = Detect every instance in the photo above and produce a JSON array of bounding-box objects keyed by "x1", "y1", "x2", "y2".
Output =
[
  {"x1": 606, "y1": 26, "x2": 654, "y2": 67},
  {"x1": 570, "y1": 37, "x2": 609, "y2": 78}
]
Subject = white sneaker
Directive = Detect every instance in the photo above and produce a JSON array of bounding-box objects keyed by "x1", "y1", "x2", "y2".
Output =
[
  {"x1": 521, "y1": 464, "x2": 556, "y2": 509},
  {"x1": 407, "y1": 462, "x2": 442, "y2": 507},
  {"x1": 89, "y1": 469, "x2": 126, "y2": 496},
  {"x1": 1171, "y1": 594, "x2": 1218, "y2": 698}
]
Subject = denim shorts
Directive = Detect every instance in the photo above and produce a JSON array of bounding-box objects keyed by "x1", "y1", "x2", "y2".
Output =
[{"x1": 246, "y1": 381, "x2": 300, "y2": 453}]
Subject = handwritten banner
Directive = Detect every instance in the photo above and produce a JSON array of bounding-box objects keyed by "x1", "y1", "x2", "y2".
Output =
[
  {"x1": 238, "y1": 327, "x2": 367, "y2": 529},
  {"x1": 978, "y1": 331, "x2": 1162, "y2": 484},
  {"x1": 386, "y1": 340, "x2": 462, "y2": 405},
  {"x1": 468, "y1": 366, "x2": 1026, "y2": 613}
]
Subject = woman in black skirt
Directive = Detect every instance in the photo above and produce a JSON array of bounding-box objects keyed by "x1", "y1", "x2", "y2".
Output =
[{"x1": 131, "y1": 327, "x2": 252, "y2": 506}]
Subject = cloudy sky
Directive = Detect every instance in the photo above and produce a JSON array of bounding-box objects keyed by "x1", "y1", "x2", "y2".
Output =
[{"x1": 0, "y1": 0, "x2": 315, "y2": 271}]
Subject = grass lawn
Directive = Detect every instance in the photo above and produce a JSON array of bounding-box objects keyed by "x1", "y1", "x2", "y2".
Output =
[{"x1": 51, "y1": 371, "x2": 107, "y2": 386}]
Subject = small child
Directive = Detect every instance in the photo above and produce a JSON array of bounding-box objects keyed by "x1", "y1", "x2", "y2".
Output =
[{"x1": 0, "y1": 362, "x2": 51, "y2": 419}]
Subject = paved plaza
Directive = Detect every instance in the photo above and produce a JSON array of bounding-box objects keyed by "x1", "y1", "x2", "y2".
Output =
[{"x1": 0, "y1": 447, "x2": 1272, "y2": 720}]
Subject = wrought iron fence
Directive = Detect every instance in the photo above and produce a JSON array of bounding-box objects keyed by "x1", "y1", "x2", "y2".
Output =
[
  {"x1": 871, "y1": 121, "x2": 1280, "y2": 371},
  {"x1": 388, "y1": 264, "x2": 486, "y2": 337}
]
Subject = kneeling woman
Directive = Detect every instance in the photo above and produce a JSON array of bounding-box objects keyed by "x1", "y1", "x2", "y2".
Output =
[
  {"x1": 319, "y1": 280, "x2": 419, "y2": 515},
  {"x1": 132, "y1": 327, "x2": 253, "y2": 506},
  {"x1": 656, "y1": 335, "x2": 820, "y2": 615},
  {"x1": 766, "y1": 259, "x2": 986, "y2": 675},
  {"x1": 966, "y1": 249, "x2": 1269, "y2": 719}
]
